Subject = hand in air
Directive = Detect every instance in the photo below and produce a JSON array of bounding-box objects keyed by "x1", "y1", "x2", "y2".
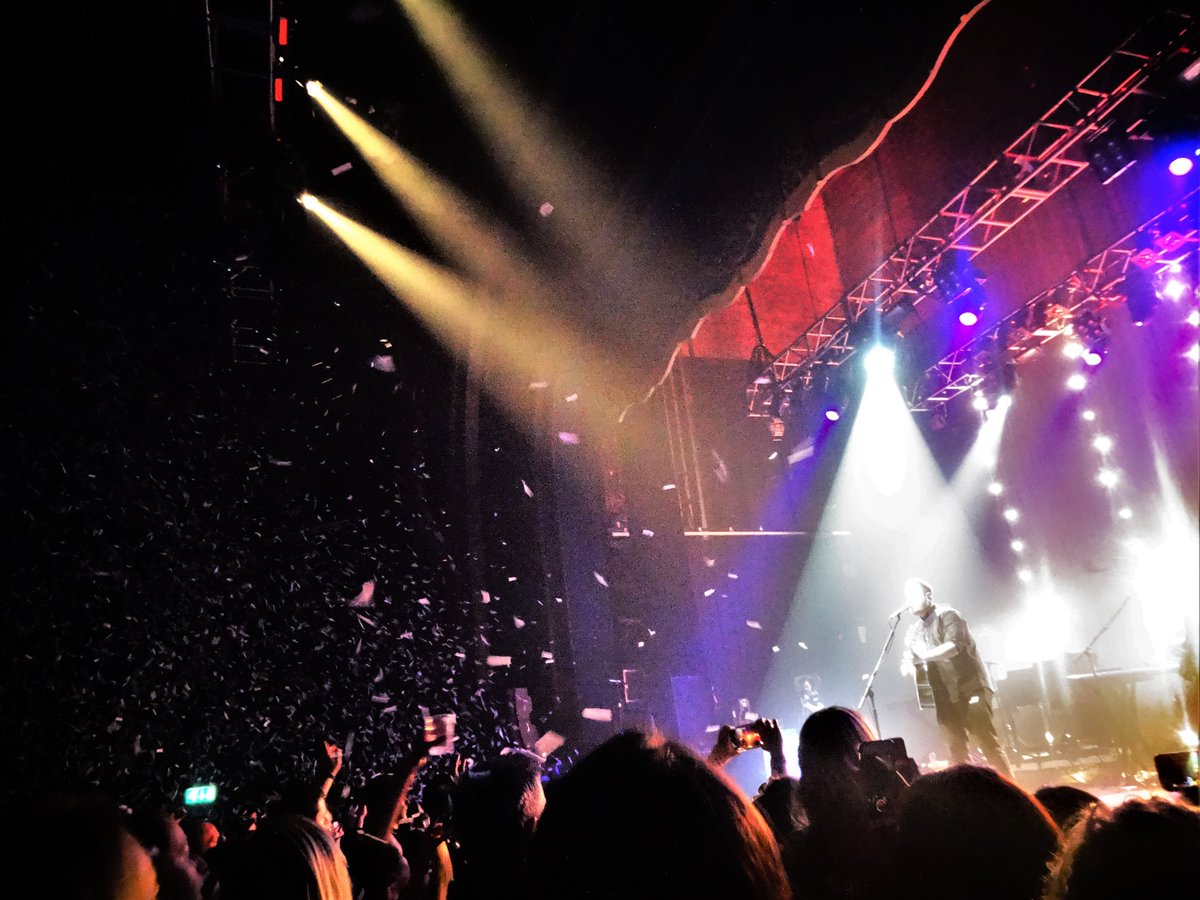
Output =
[
  {"x1": 322, "y1": 740, "x2": 344, "y2": 777},
  {"x1": 753, "y1": 718, "x2": 784, "y2": 759},
  {"x1": 707, "y1": 725, "x2": 740, "y2": 767}
]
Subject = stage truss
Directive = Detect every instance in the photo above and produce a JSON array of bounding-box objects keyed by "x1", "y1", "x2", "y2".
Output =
[{"x1": 746, "y1": 8, "x2": 1197, "y2": 416}]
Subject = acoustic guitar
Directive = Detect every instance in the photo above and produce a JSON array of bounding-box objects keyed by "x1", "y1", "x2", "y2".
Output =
[{"x1": 913, "y1": 661, "x2": 936, "y2": 710}]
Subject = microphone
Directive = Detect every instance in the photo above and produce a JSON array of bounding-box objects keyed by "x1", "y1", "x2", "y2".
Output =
[{"x1": 888, "y1": 605, "x2": 908, "y2": 620}]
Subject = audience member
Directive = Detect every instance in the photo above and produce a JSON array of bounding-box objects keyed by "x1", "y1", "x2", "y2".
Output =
[
  {"x1": 218, "y1": 814, "x2": 353, "y2": 900},
  {"x1": 892, "y1": 764, "x2": 1060, "y2": 900},
  {"x1": 1043, "y1": 796, "x2": 1199, "y2": 900},
  {"x1": 126, "y1": 807, "x2": 204, "y2": 900},
  {"x1": 1034, "y1": 785, "x2": 1105, "y2": 832},
  {"x1": 448, "y1": 748, "x2": 545, "y2": 900},
  {"x1": 531, "y1": 730, "x2": 790, "y2": 899},
  {"x1": 782, "y1": 706, "x2": 901, "y2": 900}
]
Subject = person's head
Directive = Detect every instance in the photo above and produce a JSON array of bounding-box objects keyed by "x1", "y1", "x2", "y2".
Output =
[
  {"x1": 531, "y1": 730, "x2": 789, "y2": 899},
  {"x1": 1044, "y1": 796, "x2": 1199, "y2": 900},
  {"x1": 126, "y1": 808, "x2": 203, "y2": 900},
  {"x1": 895, "y1": 764, "x2": 1060, "y2": 900},
  {"x1": 275, "y1": 784, "x2": 334, "y2": 834},
  {"x1": 452, "y1": 748, "x2": 545, "y2": 838},
  {"x1": 797, "y1": 706, "x2": 880, "y2": 828},
  {"x1": 218, "y1": 814, "x2": 352, "y2": 900},
  {"x1": 3, "y1": 797, "x2": 159, "y2": 900},
  {"x1": 904, "y1": 577, "x2": 934, "y2": 615},
  {"x1": 1034, "y1": 785, "x2": 1105, "y2": 832},
  {"x1": 754, "y1": 776, "x2": 804, "y2": 842}
]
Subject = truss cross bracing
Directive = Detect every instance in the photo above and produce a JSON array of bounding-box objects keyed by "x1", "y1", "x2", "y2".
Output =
[
  {"x1": 747, "y1": 8, "x2": 1197, "y2": 416},
  {"x1": 907, "y1": 187, "x2": 1198, "y2": 411}
]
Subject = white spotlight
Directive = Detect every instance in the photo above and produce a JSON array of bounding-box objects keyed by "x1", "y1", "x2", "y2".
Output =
[
  {"x1": 1187, "y1": 343, "x2": 1200, "y2": 364},
  {"x1": 1092, "y1": 435, "x2": 1113, "y2": 454},
  {"x1": 996, "y1": 394, "x2": 1013, "y2": 410},
  {"x1": 1118, "y1": 507, "x2": 1133, "y2": 520},
  {"x1": 1011, "y1": 539, "x2": 1025, "y2": 553},
  {"x1": 1097, "y1": 469, "x2": 1120, "y2": 488},
  {"x1": 1188, "y1": 310, "x2": 1200, "y2": 327},
  {"x1": 1063, "y1": 342, "x2": 1084, "y2": 359},
  {"x1": 973, "y1": 392, "x2": 989, "y2": 411},
  {"x1": 1017, "y1": 569, "x2": 1033, "y2": 584},
  {"x1": 305, "y1": 80, "x2": 324, "y2": 96},
  {"x1": 864, "y1": 344, "x2": 896, "y2": 379},
  {"x1": 987, "y1": 482, "x2": 1004, "y2": 496},
  {"x1": 1004, "y1": 508, "x2": 1020, "y2": 523},
  {"x1": 1066, "y1": 373, "x2": 1088, "y2": 391},
  {"x1": 1162, "y1": 279, "x2": 1187, "y2": 302},
  {"x1": 1081, "y1": 409, "x2": 1096, "y2": 422}
]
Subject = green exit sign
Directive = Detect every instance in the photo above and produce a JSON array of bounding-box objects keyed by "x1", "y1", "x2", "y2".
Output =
[{"x1": 184, "y1": 784, "x2": 218, "y2": 806}]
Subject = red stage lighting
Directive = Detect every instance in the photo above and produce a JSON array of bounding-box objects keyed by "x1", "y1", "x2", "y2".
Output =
[{"x1": 278, "y1": 17, "x2": 289, "y2": 46}]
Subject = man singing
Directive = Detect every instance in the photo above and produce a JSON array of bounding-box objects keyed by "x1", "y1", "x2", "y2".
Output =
[{"x1": 899, "y1": 577, "x2": 1013, "y2": 779}]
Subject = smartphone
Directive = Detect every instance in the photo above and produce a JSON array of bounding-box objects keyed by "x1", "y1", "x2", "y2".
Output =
[
  {"x1": 423, "y1": 711, "x2": 457, "y2": 756},
  {"x1": 860, "y1": 738, "x2": 908, "y2": 764},
  {"x1": 1154, "y1": 750, "x2": 1199, "y2": 792},
  {"x1": 732, "y1": 725, "x2": 762, "y2": 750}
]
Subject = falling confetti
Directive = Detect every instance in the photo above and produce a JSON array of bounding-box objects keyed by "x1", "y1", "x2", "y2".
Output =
[
  {"x1": 593, "y1": 572, "x2": 609, "y2": 587},
  {"x1": 349, "y1": 581, "x2": 375, "y2": 607},
  {"x1": 521, "y1": 480, "x2": 533, "y2": 497},
  {"x1": 533, "y1": 730, "x2": 564, "y2": 756},
  {"x1": 746, "y1": 620, "x2": 762, "y2": 630},
  {"x1": 486, "y1": 655, "x2": 513, "y2": 667},
  {"x1": 581, "y1": 708, "x2": 613, "y2": 722},
  {"x1": 557, "y1": 432, "x2": 580, "y2": 445}
]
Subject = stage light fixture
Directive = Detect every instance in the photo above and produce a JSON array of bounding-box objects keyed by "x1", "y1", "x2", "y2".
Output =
[
  {"x1": 1168, "y1": 155, "x2": 1194, "y2": 176},
  {"x1": 1081, "y1": 409, "x2": 1096, "y2": 421},
  {"x1": 1189, "y1": 310, "x2": 1200, "y2": 327},
  {"x1": 996, "y1": 394, "x2": 1013, "y2": 410},
  {"x1": 1004, "y1": 508, "x2": 1020, "y2": 523},
  {"x1": 959, "y1": 309, "x2": 979, "y2": 327},
  {"x1": 1097, "y1": 469, "x2": 1120, "y2": 488},
  {"x1": 987, "y1": 481, "x2": 1004, "y2": 496},
  {"x1": 305, "y1": 80, "x2": 323, "y2": 96},
  {"x1": 1162, "y1": 278, "x2": 1187, "y2": 302},
  {"x1": 863, "y1": 344, "x2": 895, "y2": 378},
  {"x1": 824, "y1": 407, "x2": 841, "y2": 422},
  {"x1": 1011, "y1": 539, "x2": 1025, "y2": 553},
  {"x1": 1118, "y1": 507, "x2": 1133, "y2": 520},
  {"x1": 1066, "y1": 374, "x2": 1088, "y2": 391},
  {"x1": 1084, "y1": 127, "x2": 1136, "y2": 185},
  {"x1": 1017, "y1": 569, "x2": 1033, "y2": 584},
  {"x1": 1187, "y1": 343, "x2": 1200, "y2": 363},
  {"x1": 1082, "y1": 349, "x2": 1104, "y2": 367},
  {"x1": 972, "y1": 391, "x2": 989, "y2": 411},
  {"x1": 1063, "y1": 342, "x2": 1084, "y2": 359},
  {"x1": 1122, "y1": 267, "x2": 1160, "y2": 325},
  {"x1": 1093, "y1": 435, "x2": 1113, "y2": 454}
]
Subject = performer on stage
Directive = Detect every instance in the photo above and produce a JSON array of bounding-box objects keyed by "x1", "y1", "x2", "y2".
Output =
[{"x1": 899, "y1": 578, "x2": 1013, "y2": 779}]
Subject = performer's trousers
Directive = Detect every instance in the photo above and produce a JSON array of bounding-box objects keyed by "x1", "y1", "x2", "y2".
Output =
[{"x1": 937, "y1": 692, "x2": 1013, "y2": 779}]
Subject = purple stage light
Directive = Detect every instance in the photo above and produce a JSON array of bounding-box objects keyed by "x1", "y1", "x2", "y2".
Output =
[
  {"x1": 1168, "y1": 156, "x2": 1194, "y2": 176},
  {"x1": 959, "y1": 310, "x2": 979, "y2": 326}
]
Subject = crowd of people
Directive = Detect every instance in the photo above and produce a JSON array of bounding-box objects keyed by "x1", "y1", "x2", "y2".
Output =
[{"x1": 5, "y1": 705, "x2": 1196, "y2": 899}]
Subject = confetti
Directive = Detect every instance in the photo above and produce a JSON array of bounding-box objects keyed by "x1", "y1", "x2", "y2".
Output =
[
  {"x1": 558, "y1": 432, "x2": 580, "y2": 445},
  {"x1": 513, "y1": 616, "x2": 526, "y2": 628},
  {"x1": 539, "y1": 202, "x2": 554, "y2": 217},
  {"x1": 746, "y1": 620, "x2": 762, "y2": 629},
  {"x1": 370, "y1": 355, "x2": 396, "y2": 372},
  {"x1": 798, "y1": 641, "x2": 809, "y2": 650},
  {"x1": 533, "y1": 730, "x2": 565, "y2": 756},
  {"x1": 480, "y1": 590, "x2": 491, "y2": 604},
  {"x1": 565, "y1": 393, "x2": 578, "y2": 402},
  {"x1": 581, "y1": 708, "x2": 613, "y2": 722},
  {"x1": 331, "y1": 162, "x2": 353, "y2": 176},
  {"x1": 703, "y1": 588, "x2": 715, "y2": 597},
  {"x1": 641, "y1": 529, "x2": 654, "y2": 537},
  {"x1": 593, "y1": 572, "x2": 609, "y2": 587},
  {"x1": 349, "y1": 581, "x2": 375, "y2": 607},
  {"x1": 662, "y1": 483, "x2": 676, "y2": 491},
  {"x1": 486, "y1": 655, "x2": 513, "y2": 667},
  {"x1": 521, "y1": 480, "x2": 533, "y2": 497}
]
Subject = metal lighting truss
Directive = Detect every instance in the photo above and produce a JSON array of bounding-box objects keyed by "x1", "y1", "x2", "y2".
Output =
[
  {"x1": 909, "y1": 186, "x2": 1199, "y2": 411},
  {"x1": 747, "y1": 7, "x2": 1197, "y2": 416},
  {"x1": 205, "y1": 0, "x2": 282, "y2": 367}
]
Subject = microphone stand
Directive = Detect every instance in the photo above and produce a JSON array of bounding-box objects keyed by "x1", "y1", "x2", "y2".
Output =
[{"x1": 859, "y1": 615, "x2": 903, "y2": 737}]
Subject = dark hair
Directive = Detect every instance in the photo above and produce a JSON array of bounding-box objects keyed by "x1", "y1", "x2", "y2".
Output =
[
  {"x1": 754, "y1": 776, "x2": 804, "y2": 842},
  {"x1": 1, "y1": 797, "x2": 156, "y2": 899},
  {"x1": 1034, "y1": 785, "x2": 1104, "y2": 831},
  {"x1": 797, "y1": 706, "x2": 876, "y2": 828},
  {"x1": 1044, "y1": 797, "x2": 1199, "y2": 900},
  {"x1": 894, "y1": 764, "x2": 1060, "y2": 900},
  {"x1": 531, "y1": 730, "x2": 790, "y2": 899}
]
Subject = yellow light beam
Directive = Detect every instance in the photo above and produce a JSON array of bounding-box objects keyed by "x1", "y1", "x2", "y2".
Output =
[
  {"x1": 393, "y1": 0, "x2": 619, "y2": 267},
  {"x1": 300, "y1": 194, "x2": 647, "y2": 432},
  {"x1": 306, "y1": 81, "x2": 543, "y2": 302}
]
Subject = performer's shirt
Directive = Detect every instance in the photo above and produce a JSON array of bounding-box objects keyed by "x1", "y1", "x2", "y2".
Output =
[{"x1": 905, "y1": 605, "x2": 993, "y2": 705}]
